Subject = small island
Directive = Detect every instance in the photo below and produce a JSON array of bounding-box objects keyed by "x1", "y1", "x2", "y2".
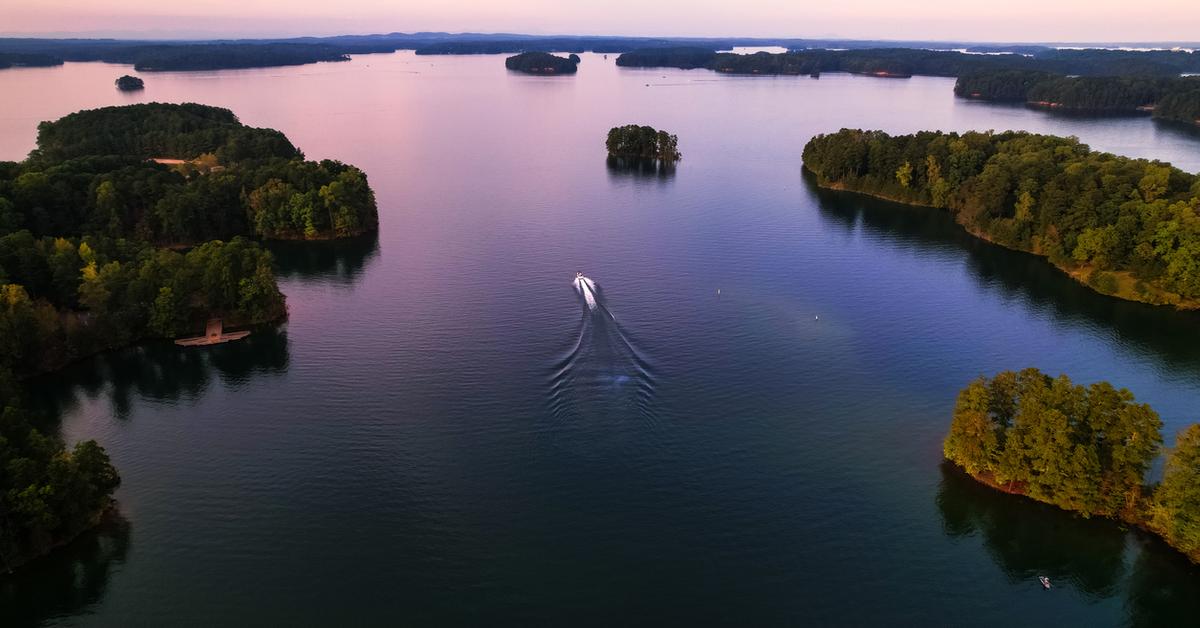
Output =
[
  {"x1": 606, "y1": 125, "x2": 681, "y2": 161},
  {"x1": 944, "y1": 369, "x2": 1200, "y2": 564},
  {"x1": 504, "y1": 52, "x2": 579, "y2": 75},
  {"x1": 115, "y1": 75, "x2": 144, "y2": 91},
  {"x1": 802, "y1": 128, "x2": 1200, "y2": 309}
]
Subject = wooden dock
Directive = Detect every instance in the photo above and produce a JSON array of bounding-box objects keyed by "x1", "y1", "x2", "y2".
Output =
[{"x1": 175, "y1": 318, "x2": 250, "y2": 347}]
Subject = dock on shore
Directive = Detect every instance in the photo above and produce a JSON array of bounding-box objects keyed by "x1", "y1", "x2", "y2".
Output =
[{"x1": 175, "y1": 318, "x2": 250, "y2": 347}]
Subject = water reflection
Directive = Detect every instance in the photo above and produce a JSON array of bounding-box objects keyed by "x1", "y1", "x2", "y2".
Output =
[
  {"x1": 935, "y1": 462, "x2": 1200, "y2": 625},
  {"x1": 268, "y1": 232, "x2": 380, "y2": 286},
  {"x1": 935, "y1": 462, "x2": 1126, "y2": 596},
  {"x1": 30, "y1": 327, "x2": 290, "y2": 420},
  {"x1": 0, "y1": 513, "x2": 130, "y2": 628},
  {"x1": 605, "y1": 156, "x2": 677, "y2": 181},
  {"x1": 1152, "y1": 119, "x2": 1200, "y2": 146},
  {"x1": 1123, "y1": 536, "x2": 1200, "y2": 627},
  {"x1": 810, "y1": 180, "x2": 1200, "y2": 375}
]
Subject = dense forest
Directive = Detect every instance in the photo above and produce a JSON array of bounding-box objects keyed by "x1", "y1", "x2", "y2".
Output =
[
  {"x1": 615, "y1": 47, "x2": 1200, "y2": 79},
  {"x1": 606, "y1": 125, "x2": 682, "y2": 161},
  {"x1": 11, "y1": 103, "x2": 378, "y2": 242},
  {"x1": 944, "y1": 369, "x2": 1200, "y2": 562},
  {"x1": 0, "y1": 100, "x2": 383, "y2": 571},
  {"x1": 0, "y1": 52, "x2": 63, "y2": 69},
  {"x1": 504, "y1": 52, "x2": 579, "y2": 75},
  {"x1": 802, "y1": 129, "x2": 1200, "y2": 307},
  {"x1": 956, "y1": 71, "x2": 1200, "y2": 124}
]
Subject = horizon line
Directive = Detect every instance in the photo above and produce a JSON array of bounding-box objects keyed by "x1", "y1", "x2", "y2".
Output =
[{"x1": 1, "y1": 30, "x2": 1199, "y2": 48}]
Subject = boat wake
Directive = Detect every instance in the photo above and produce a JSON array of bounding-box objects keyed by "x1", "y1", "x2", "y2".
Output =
[{"x1": 547, "y1": 274, "x2": 658, "y2": 428}]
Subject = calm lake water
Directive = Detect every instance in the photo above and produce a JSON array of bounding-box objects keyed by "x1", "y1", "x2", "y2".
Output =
[{"x1": 3, "y1": 52, "x2": 1200, "y2": 627}]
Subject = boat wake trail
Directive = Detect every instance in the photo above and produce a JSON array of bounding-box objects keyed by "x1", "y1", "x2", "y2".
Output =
[{"x1": 547, "y1": 275, "x2": 658, "y2": 428}]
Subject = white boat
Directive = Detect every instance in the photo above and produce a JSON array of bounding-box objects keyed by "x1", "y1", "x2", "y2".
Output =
[{"x1": 1038, "y1": 576, "x2": 1051, "y2": 590}]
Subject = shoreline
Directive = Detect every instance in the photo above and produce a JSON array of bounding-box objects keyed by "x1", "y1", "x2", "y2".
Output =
[
  {"x1": 1, "y1": 503, "x2": 118, "y2": 575},
  {"x1": 948, "y1": 461, "x2": 1200, "y2": 566},
  {"x1": 808, "y1": 173, "x2": 1200, "y2": 311}
]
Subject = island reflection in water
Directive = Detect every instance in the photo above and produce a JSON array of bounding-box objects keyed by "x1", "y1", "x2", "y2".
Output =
[
  {"x1": 268, "y1": 232, "x2": 380, "y2": 286},
  {"x1": 30, "y1": 326, "x2": 291, "y2": 422},
  {"x1": 811, "y1": 180, "x2": 1200, "y2": 378},
  {"x1": 936, "y1": 463, "x2": 1200, "y2": 625},
  {"x1": 605, "y1": 156, "x2": 677, "y2": 181},
  {"x1": 0, "y1": 513, "x2": 131, "y2": 628}
]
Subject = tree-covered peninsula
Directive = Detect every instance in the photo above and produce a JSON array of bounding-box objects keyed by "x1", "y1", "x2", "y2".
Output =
[
  {"x1": 616, "y1": 47, "x2": 1200, "y2": 79},
  {"x1": 955, "y1": 71, "x2": 1200, "y2": 125},
  {"x1": 944, "y1": 369, "x2": 1200, "y2": 563},
  {"x1": 606, "y1": 125, "x2": 681, "y2": 161},
  {"x1": 504, "y1": 52, "x2": 579, "y2": 75},
  {"x1": 802, "y1": 129, "x2": 1200, "y2": 308},
  {"x1": 0, "y1": 102, "x2": 381, "y2": 570},
  {"x1": 22, "y1": 103, "x2": 378, "y2": 241}
]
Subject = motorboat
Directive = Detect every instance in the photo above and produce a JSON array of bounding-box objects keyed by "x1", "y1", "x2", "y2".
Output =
[{"x1": 1038, "y1": 576, "x2": 1051, "y2": 590}]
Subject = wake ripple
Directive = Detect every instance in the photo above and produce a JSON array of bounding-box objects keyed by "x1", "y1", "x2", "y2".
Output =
[{"x1": 547, "y1": 276, "x2": 658, "y2": 428}]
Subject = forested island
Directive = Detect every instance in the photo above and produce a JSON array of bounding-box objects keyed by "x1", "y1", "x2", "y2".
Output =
[
  {"x1": 802, "y1": 129, "x2": 1200, "y2": 308},
  {"x1": 955, "y1": 71, "x2": 1200, "y2": 125},
  {"x1": 115, "y1": 75, "x2": 144, "y2": 91},
  {"x1": 504, "y1": 52, "x2": 579, "y2": 75},
  {"x1": 0, "y1": 103, "x2": 380, "y2": 570},
  {"x1": 944, "y1": 369, "x2": 1200, "y2": 563},
  {"x1": 606, "y1": 125, "x2": 681, "y2": 161}
]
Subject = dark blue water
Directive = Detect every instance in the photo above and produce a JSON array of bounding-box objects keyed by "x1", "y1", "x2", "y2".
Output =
[{"x1": 2, "y1": 52, "x2": 1200, "y2": 626}]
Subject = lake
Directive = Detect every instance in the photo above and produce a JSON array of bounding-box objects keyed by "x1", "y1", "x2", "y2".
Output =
[{"x1": 2, "y1": 52, "x2": 1200, "y2": 627}]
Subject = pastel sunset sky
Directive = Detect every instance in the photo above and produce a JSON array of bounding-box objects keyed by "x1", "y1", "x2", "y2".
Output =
[{"x1": 2, "y1": 0, "x2": 1198, "y2": 42}]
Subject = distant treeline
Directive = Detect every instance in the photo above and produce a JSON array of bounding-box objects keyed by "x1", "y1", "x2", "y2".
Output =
[
  {"x1": 945, "y1": 368, "x2": 1200, "y2": 563},
  {"x1": 4, "y1": 33, "x2": 1198, "y2": 73},
  {"x1": 0, "y1": 52, "x2": 62, "y2": 69},
  {"x1": 956, "y1": 70, "x2": 1200, "y2": 124},
  {"x1": 616, "y1": 47, "x2": 1200, "y2": 78},
  {"x1": 504, "y1": 52, "x2": 579, "y2": 75},
  {"x1": 802, "y1": 128, "x2": 1200, "y2": 308}
]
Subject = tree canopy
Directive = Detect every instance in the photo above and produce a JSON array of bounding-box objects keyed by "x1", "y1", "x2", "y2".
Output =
[
  {"x1": 504, "y1": 52, "x2": 579, "y2": 75},
  {"x1": 956, "y1": 71, "x2": 1200, "y2": 124},
  {"x1": 114, "y1": 75, "x2": 144, "y2": 91},
  {"x1": 606, "y1": 125, "x2": 681, "y2": 161},
  {"x1": 944, "y1": 368, "x2": 1200, "y2": 564}
]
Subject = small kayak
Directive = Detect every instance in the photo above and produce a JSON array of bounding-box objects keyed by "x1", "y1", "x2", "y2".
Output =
[{"x1": 1039, "y1": 576, "x2": 1051, "y2": 590}]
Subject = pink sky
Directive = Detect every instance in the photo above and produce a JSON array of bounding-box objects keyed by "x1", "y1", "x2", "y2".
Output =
[{"x1": 2, "y1": 0, "x2": 1199, "y2": 42}]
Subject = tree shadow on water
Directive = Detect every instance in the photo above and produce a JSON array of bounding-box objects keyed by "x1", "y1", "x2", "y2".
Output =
[
  {"x1": 268, "y1": 231, "x2": 380, "y2": 287},
  {"x1": 0, "y1": 512, "x2": 131, "y2": 628},
  {"x1": 935, "y1": 462, "x2": 1200, "y2": 625},
  {"x1": 28, "y1": 326, "x2": 290, "y2": 421},
  {"x1": 935, "y1": 461, "x2": 1127, "y2": 598},
  {"x1": 809, "y1": 179, "x2": 1200, "y2": 378}
]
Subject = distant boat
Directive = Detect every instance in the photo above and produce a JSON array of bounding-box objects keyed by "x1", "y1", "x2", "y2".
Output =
[{"x1": 1038, "y1": 576, "x2": 1051, "y2": 590}]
